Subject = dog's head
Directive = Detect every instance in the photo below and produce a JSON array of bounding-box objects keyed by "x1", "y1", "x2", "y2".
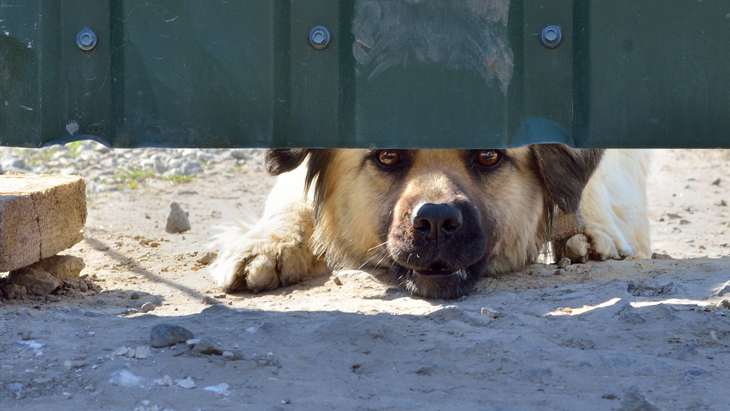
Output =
[{"x1": 266, "y1": 146, "x2": 603, "y2": 299}]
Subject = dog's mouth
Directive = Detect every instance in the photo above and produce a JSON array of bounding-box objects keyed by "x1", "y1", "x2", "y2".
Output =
[{"x1": 394, "y1": 258, "x2": 486, "y2": 300}]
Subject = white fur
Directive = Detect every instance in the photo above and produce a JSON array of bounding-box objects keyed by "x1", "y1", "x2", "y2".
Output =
[{"x1": 574, "y1": 149, "x2": 652, "y2": 260}]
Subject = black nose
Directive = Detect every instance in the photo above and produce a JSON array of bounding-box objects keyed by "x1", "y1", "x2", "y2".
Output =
[{"x1": 412, "y1": 203, "x2": 463, "y2": 239}]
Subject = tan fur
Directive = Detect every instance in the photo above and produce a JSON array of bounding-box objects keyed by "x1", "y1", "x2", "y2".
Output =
[{"x1": 209, "y1": 148, "x2": 651, "y2": 296}]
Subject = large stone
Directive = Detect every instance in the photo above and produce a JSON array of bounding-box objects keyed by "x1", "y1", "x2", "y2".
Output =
[
  {"x1": 0, "y1": 175, "x2": 86, "y2": 272},
  {"x1": 165, "y1": 201, "x2": 191, "y2": 233},
  {"x1": 6, "y1": 267, "x2": 63, "y2": 296},
  {"x1": 26, "y1": 255, "x2": 85, "y2": 280},
  {"x1": 150, "y1": 324, "x2": 195, "y2": 348}
]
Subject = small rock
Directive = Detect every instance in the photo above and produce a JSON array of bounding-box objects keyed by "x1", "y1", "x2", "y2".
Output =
[
  {"x1": 125, "y1": 349, "x2": 137, "y2": 358},
  {"x1": 150, "y1": 324, "x2": 195, "y2": 348},
  {"x1": 204, "y1": 383, "x2": 230, "y2": 396},
  {"x1": 84, "y1": 310, "x2": 102, "y2": 317},
  {"x1": 332, "y1": 276, "x2": 343, "y2": 286},
  {"x1": 711, "y1": 177, "x2": 721, "y2": 186},
  {"x1": 232, "y1": 350, "x2": 244, "y2": 361},
  {"x1": 554, "y1": 269, "x2": 566, "y2": 276},
  {"x1": 177, "y1": 377, "x2": 196, "y2": 389},
  {"x1": 480, "y1": 307, "x2": 502, "y2": 319},
  {"x1": 557, "y1": 257, "x2": 571, "y2": 269},
  {"x1": 202, "y1": 296, "x2": 218, "y2": 305},
  {"x1": 149, "y1": 242, "x2": 161, "y2": 247},
  {"x1": 134, "y1": 346, "x2": 151, "y2": 359},
  {"x1": 130, "y1": 292, "x2": 140, "y2": 300},
  {"x1": 714, "y1": 299, "x2": 730, "y2": 309},
  {"x1": 619, "y1": 386, "x2": 661, "y2": 411},
  {"x1": 222, "y1": 351, "x2": 234, "y2": 359},
  {"x1": 141, "y1": 302, "x2": 156, "y2": 313},
  {"x1": 6, "y1": 268, "x2": 63, "y2": 296},
  {"x1": 230, "y1": 150, "x2": 250, "y2": 160},
  {"x1": 26, "y1": 255, "x2": 85, "y2": 280},
  {"x1": 666, "y1": 213, "x2": 682, "y2": 219},
  {"x1": 717, "y1": 199, "x2": 728, "y2": 207},
  {"x1": 196, "y1": 252, "x2": 218, "y2": 265},
  {"x1": 166, "y1": 201, "x2": 191, "y2": 234},
  {"x1": 193, "y1": 337, "x2": 223, "y2": 355},
  {"x1": 679, "y1": 219, "x2": 691, "y2": 225},
  {"x1": 651, "y1": 252, "x2": 672, "y2": 260},
  {"x1": 186, "y1": 338, "x2": 201, "y2": 346},
  {"x1": 114, "y1": 347, "x2": 130, "y2": 356}
]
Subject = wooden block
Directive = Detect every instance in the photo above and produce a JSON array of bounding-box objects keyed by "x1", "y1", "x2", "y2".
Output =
[{"x1": 0, "y1": 175, "x2": 86, "y2": 272}]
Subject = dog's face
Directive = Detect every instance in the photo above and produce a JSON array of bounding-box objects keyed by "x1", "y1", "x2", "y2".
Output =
[{"x1": 266, "y1": 146, "x2": 603, "y2": 299}]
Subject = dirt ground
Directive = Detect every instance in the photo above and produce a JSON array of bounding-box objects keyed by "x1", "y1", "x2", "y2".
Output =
[{"x1": 1, "y1": 149, "x2": 730, "y2": 410}]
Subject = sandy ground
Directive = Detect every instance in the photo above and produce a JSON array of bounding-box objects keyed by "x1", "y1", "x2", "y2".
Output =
[{"x1": 1, "y1": 149, "x2": 730, "y2": 410}]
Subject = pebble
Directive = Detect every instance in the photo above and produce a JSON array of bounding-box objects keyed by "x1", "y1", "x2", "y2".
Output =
[
  {"x1": 711, "y1": 177, "x2": 721, "y2": 186},
  {"x1": 651, "y1": 252, "x2": 672, "y2": 260},
  {"x1": 204, "y1": 383, "x2": 230, "y2": 396},
  {"x1": 135, "y1": 346, "x2": 152, "y2": 359},
  {"x1": 114, "y1": 346, "x2": 130, "y2": 356},
  {"x1": 130, "y1": 292, "x2": 140, "y2": 300},
  {"x1": 556, "y1": 258, "x2": 571, "y2": 269},
  {"x1": 177, "y1": 377, "x2": 196, "y2": 389},
  {"x1": 193, "y1": 337, "x2": 223, "y2": 355},
  {"x1": 480, "y1": 307, "x2": 502, "y2": 319},
  {"x1": 196, "y1": 252, "x2": 218, "y2": 265},
  {"x1": 141, "y1": 302, "x2": 156, "y2": 313},
  {"x1": 202, "y1": 296, "x2": 218, "y2": 305},
  {"x1": 717, "y1": 199, "x2": 728, "y2": 207},
  {"x1": 619, "y1": 386, "x2": 661, "y2": 411},
  {"x1": 332, "y1": 276, "x2": 343, "y2": 286},
  {"x1": 166, "y1": 201, "x2": 191, "y2": 233},
  {"x1": 150, "y1": 324, "x2": 195, "y2": 348}
]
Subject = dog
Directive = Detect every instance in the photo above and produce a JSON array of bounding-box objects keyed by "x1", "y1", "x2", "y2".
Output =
[{"x1": 209, "y1": 146, "x2": 651, "y2": 299}]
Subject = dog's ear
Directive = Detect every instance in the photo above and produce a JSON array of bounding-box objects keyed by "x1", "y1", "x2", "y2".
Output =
[
  {"x1": 531, "y1": 144, "x2": 605, "y2": 214},
  {"x1": 264, "y1": 149, "x2": 310, "y2": 176}
]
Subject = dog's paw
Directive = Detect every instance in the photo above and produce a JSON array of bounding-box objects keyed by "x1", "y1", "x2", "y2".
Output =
[
  {"x1": 209, "y1": 206, "x2": 317, "y2": 293},
  {"x1": 562, "y1": 226, "x2": 642, "y2": 263},
  {"x1": 227, "y1": 234, "x2": 314, "y2": 293}
]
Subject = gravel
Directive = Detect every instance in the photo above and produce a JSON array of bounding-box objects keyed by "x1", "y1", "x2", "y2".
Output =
[{"x1": 0, "y1": 141, "x2": 262, "y2": 195}]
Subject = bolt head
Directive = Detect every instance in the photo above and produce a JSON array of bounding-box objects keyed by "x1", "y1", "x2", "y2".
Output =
[
  {"x1": 308, "y1": 25, "x2": 331, "y2": 50},
  {"x1": 76, "y1": 28, "x2": 97, "y2": 51},
  {"x1": 539, "y1": 24, "x2": 563, "y2": 49}
]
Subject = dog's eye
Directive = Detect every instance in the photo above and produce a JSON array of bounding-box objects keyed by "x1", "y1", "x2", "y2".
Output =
[
  {"x1": 376, "y1": 150, "x2": 401, "y2": 167},
  {"x1": 475, "y1": 150, "x2": 501, "y2": 167}
]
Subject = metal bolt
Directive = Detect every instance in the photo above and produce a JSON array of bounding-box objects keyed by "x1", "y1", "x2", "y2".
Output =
[
  {"x1": 539, "y1": 24, "x2": 563, "y2": 49},
  {"x1": 76, "y1": 28, "x2": 97, "y2": 51},
  {"x1": 308, "y1": 25, "x2": 331, "y2": 50}
]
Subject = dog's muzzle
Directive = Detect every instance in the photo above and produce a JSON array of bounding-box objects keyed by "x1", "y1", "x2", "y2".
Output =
[{"x1": 388, "y1": 201, "x2": 488, "y2": 299}]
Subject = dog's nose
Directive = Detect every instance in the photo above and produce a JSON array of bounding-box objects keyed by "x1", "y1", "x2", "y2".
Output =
[{"x1": 412, "y1": 203, "x2": 463, "y2": 238}]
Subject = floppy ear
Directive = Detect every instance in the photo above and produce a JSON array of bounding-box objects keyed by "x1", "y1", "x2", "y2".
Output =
[
  {"x1": 264, "y1": 149, "x2": 310, "y2": 176},
  {"x1": 530, "y1": 144, "x2": 604, "y2": 214}
]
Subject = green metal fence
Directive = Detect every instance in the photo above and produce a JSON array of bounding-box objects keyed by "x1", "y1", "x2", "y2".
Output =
[{"x1": 1, "y1": 1, "x2": 729, "y2": 149}]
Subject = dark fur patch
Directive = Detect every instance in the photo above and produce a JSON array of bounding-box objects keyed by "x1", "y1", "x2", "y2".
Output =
[
  {"x1": 530, "y1": 145, "x2": 604, "y2": 213},
  {"x1": 264, "y1": 149, "x2": 310, "y2": 176},
  {"x1": 305, "y1": 150, "x2": 335, "y2": 222}
]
